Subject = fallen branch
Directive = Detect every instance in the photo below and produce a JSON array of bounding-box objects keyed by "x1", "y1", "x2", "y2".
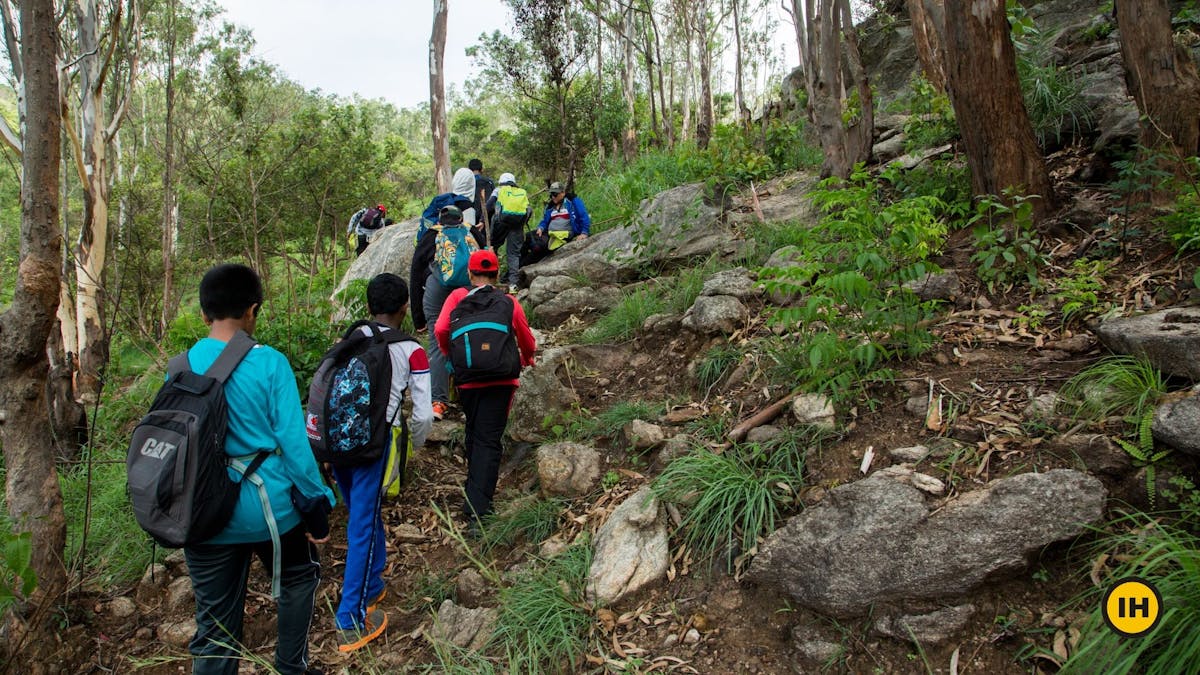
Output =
[{"x1": 727, "y1": 391, "x2": 799, "y2": 443}]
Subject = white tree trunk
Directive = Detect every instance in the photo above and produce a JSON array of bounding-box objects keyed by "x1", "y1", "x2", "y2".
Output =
[{"x1": 430, "y1": 0, "x2": 451, "y2": 193}]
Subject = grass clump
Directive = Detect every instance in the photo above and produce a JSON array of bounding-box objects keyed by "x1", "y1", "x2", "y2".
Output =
[
  {"x1": 405, "y1": 570, "x2": 457, "y2": 613},
  {"x1": 580, "y1": 287, "x2": 666, "y2": 344},
  {"x1": 1058, "y1": 355, "x2": 1171, "y2": 423},
  {"x1": 696, "y1": 343, "x2": 742, "y2": 391},
  {"x1": 652, "y1": 447, "x2": 794, "y2": 569},
  {"x1": 491, "y1": 543, "x2": 594, "y2": 674},
  {"x1": 483, "y1": 496, "x2": 565, "y2": 549},
  {"x1": 1062, "y1": 517, "x2": 1200, "y2": 674}
]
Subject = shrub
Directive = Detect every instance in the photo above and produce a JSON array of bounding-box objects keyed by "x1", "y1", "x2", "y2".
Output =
[
  {"x1": 483, "y1": 496, "x2": 565, "y2": 549},
  {"x1": 970, "y1": 193, "x2": 1047, "y2": 292},
  {"x1": 1058, "y1": 355, "x2": 1171, "y2": 424}
]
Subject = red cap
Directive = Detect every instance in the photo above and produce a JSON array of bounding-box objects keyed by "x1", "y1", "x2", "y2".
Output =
[
  {"x1": 468, "y1": 249, "x2": 499, "y2": 274},
  {"x1": 377, "y1": 204, "x2": 386, "y2": 213}
]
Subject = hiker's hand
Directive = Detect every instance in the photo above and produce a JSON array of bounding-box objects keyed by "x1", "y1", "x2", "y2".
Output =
[
  {"x1": 576, "y1": 233, "x2": 588, "y2": 241},
  {"x1": 536, "y1": 228, "x2": 544, "y2": 236},
  {"x1": 306, "y1": 533, "x2": 329, "y2": 545}
]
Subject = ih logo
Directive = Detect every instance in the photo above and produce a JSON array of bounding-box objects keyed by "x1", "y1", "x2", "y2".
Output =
[
  {"x1": 139, "y1": 437, "x2": 176, "y2": 460},
  {"x1": 1102, "y1": 577, "x2": 1163, "y2": 638}
]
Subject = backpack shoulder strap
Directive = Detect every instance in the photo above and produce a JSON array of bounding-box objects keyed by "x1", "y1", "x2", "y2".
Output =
[
  {"x1": 342, "y1": 319, "x2": 374, "y2": 341},
  {"x1": 204, "y1": 330, "x2": 257, "y2": 384},
  {"x1": 166, "y1": 352, "x2": 191, "y2": 377}
]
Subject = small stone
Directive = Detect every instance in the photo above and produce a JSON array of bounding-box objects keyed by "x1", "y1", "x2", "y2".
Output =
[
  {"x1": 655, "y1": 435, "x2": 693, "y2": 469},
  {"x1": 683, "y1": 628, "x2": 701, "y2": 644},
  {"x1": 140, "y1": 563, "x2": 169, "y2": 588},
  {"x1": 539, "y1": 535, "x2": 569, "y2": 559},
  {"x1": 622, "y1": 420, "x2": 666, "y2": 451},
  {"x1": 158, "y1": 618, "x2": 196, "y2": 648},
  {"x1": 108, "y1": 597, "x2": 136, "y2": 618},
  {"x1": 662, "y1": 407, "x2": 706, "y2": 424},
  {"x1": 134, "y1": 627, "x2": 153, "y2": 640},
  {"x1": 905, "y1": 396, "x2": 928, "y2": 419},
  {"x1": 456, "y1": 569, "x2": 489, "y2": 609},
  {"x1": 167, "y1": 576, "x2": 193, "y2": 610},
  {"x1": 890, "y1": 445, "x2": 930, "y2": 463},
  {"x1": 663, "y1": 633, "x2": 680, "y2": 648},
  {"x1": 746, "y1": 425, "x2": 784, "y2": 444},
  {"x1": 393, "y1": 523, "x2": 425, "y2": 544},
  {"x1": 791, "y1": 394, "x2": 835, "y2": 431},
  {"x1": 909, "y1": 472, "x2": 946, "y2": 495},
  {"x1": 1024, "y1": 393, "x2": 1059, "y2": 420}
]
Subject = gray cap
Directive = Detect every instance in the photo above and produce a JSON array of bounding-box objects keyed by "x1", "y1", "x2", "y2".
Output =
[
  {"x1": 549, "y1": 181, "x2": 565, "y2": 194},
  {"x1": 439, "y1": 205, "x2": 463, "y2": 224}
]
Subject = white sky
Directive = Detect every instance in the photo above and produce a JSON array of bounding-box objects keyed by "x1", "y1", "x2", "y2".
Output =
[
  {"x1": 216, "y1": 0, "x2": 801, "y2": 112},
  {"x1": 217, "y1": 0, "x2": 505, "y2": 109}
]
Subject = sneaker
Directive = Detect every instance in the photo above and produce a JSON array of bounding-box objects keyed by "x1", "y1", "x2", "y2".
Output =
[
  {"x1": 337, "y1": 608, "x2": 388, "y2": 653},
  {"x1": 366, "y1": 588, "x2": 386, "y2": 613},
  {"x1": 508, "y1": 284, "x2": 519, "y2": 294},
  {"x1": 432, "y1": 401, "x2": 449, "y2": 421}
]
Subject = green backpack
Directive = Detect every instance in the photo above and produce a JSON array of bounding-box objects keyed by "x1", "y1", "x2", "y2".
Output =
[{"x1": 495, "y1": 185, "x2": 529, "y2": 216}]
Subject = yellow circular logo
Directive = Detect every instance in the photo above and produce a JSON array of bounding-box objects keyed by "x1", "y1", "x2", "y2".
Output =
[{"x1": 1102, "y1": 577, "x2": 1163, "y2": 638}]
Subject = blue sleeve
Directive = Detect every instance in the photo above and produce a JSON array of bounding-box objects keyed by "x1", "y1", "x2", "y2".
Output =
[
  {"x1": 267, "y1": 350, "x2": 335, "y2": 508},
  {"x1": 538, "y1": 207, "x2": 552, "y2": 231},
  {"x1": 571, "y1": 198, "x2": 591, "y2": 235}
]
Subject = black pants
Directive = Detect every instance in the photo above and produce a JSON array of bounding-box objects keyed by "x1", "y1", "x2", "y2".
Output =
[
  {"x1": 185, "y1": 525, "x2": 320, "y2": 675},
  {"x1": 356, "y1": 233, "x2": 370, "y2": 256},
  {"x1": 459, "y1": 385, "x2": 516, "y2": 521}
]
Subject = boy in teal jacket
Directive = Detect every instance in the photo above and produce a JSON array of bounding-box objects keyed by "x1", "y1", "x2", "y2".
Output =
[{"x1": 183, "y1": 263, "x2": 335, "y2": 675}]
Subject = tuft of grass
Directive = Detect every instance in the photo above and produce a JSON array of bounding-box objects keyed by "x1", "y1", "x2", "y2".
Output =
[
  {"x1": 652, "y1": 448, "x2": 793, "y2": 569},
  {"x1": 404, "y1": 570, "x2": 457, "y2": 613},
  {"x1": 580, "y1": 287, "x2": 666, "y2": 344},
  {"x1": 1058, "y1": 355, "x2": 1171, "y2": 423},
  {"x1": 491, "y1": 543, "x2": 594, "y2": 674},
  {"x1": 482, "y1": 496, "x2": 565, "y2": 550},
  {"x1": 747, "y1": 424, "x2": 833, "y2": 487},
  {"x1": 696, "y1": 343, "x2": 742, "y2": 391},
  {"x1": 1062, "y1": 516, "x2": 1200, "y2": 674}
]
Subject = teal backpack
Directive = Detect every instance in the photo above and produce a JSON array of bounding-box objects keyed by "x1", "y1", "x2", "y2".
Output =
[{"x1": 433, "y1": 225, "x2": 479, "y2": 288}]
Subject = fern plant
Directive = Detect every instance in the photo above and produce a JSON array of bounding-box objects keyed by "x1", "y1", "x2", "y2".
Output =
[{"x1": 1112, "y1": 410, "x2": 1172, "y2": 507}]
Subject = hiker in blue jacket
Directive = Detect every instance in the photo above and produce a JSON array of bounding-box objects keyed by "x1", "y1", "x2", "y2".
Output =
[
  {"x1": 535, "y1": 181, "x2": 590, "y2": 253},
  {"x1": 183, "y1": 263, "x2": 335, "y2": 675}
]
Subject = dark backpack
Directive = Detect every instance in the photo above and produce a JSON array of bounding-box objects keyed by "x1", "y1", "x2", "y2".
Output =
[
  {"x1": 360, "y1": 207, "x2": 384, "y2": 231},
  {"x1": 448, "y1": 286, "x2": 521, "y2": 384},
  {"x1": 127, "y1": 331, "x2": 270, "y2": 548},
  {"x1": 306, "y1": 321, "x2": 416, "y2": 467},
  {"x1": 419, "y1": 192, "x2": 460, "y2": 240}
]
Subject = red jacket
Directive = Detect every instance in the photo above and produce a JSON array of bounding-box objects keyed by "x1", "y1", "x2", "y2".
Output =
[{"x1": 434, "y1": 285, "x2": 536, "y2": 389}]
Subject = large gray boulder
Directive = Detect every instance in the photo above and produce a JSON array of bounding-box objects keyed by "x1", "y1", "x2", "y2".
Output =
[
  {"x1": 537, "y1": 442, "x2": 602, "y2": 497},
  {"x1": 1152, "y1": 387, "x2": 1200, "y2": 458},
  {"x1": 750, "y1": 469, "x2": 1105, "y2": 617},
  {"x1": 681, "y1": 295, "x2": 748, "y2": 335},
  {"x1": 509, "y1": 347, "x2": 581, "y2": 442},
  {"x1": 520, "y1": 183, "x2": 726, "y2": 286},
  {"x1": 332, "y1": 217, "x2": 421, "y2": 300},
  {"x1": 587, "y1": 486, "x2": 669, "y2": 606},
  {"x1": 532, "y1": 285, "x2": 623, "y2": 327},
  {"x1": 701, "y1": 267, "x2": 759, "y2": 300},
  {"x1": 1094, "y1": 307, "x2": 1200, "y2": 380},
  {"x1": 526, "y1": 275, "x2": 582, "y2": 307}
]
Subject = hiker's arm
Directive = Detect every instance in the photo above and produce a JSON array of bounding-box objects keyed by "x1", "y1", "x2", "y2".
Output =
[
  {"x1": 511, "y1": 300, "x2": 537, "y2": 368},
  {"x1": 407, "y1": 346, "x2": 434, "y2": 449},
  {"x1": 409, "y1": 233, "x2": 434, "y2": 329},
  {"x1": 573, "y1": 198, "x2": 591, "y2": 236},
  {"x1": 433, "y1": 288, "x2": 465, "y2": 358},
  {"x1": 269, "y1": 351, "x2": 336, "y2": 507},
  {"x1": 536, "y1": 208, "x2": 551, "y2": 234}
]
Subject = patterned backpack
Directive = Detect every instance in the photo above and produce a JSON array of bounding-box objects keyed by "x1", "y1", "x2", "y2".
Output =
[
  {"x1": 433, "y1": 224, "x2": 480, "y2": 288},
  {"x1": 306, "y1": 321, "x2": 415, "y2": 466}
]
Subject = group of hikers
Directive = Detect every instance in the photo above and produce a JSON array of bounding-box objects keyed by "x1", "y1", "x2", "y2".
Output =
[
  {"x1": 130, "y1": 244, "x2": 538, "y2": 671},
  {"x1": 348, "y1": 158, "x2": 593, "y2": 294}
]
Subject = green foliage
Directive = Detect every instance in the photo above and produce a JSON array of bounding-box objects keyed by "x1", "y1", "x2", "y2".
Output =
[
  {"x1": 491, "y1": 543, "x2": 594, "y2": 674},
  {"x1": 1051, "y1": 259, "x2": 1112, "y2": 327},
  {"x1": 1008, "y1": 2, "x2": 1092, "y2": 146},
  {"x1": 1062, "y1": 517, "x2": 1200, "y2": 675},
  {"x1": 580, "y1": 287, "x2": 665, "y2": 344},
  {"x1": 1058, "y1": 355, "x2": 1171, "y2": 424},
  {"x1": 758, "y1": 169, "x2": 944, "y2": 403},
  {"x1": 1160, "y1": 157, "x2": 1200, "y2": 254},
  {"x1": 879, "y1": 159, "x2": 973, "y2": 224},
  {"x1": 1111, "y1": 147, "x2": 1176, "y2": 251},
  {"x1": 652, "y1": 445, "x2": 796, "y2": 569},
  {"x1": 970, "y1": 193, "x2": 1046, "y2": 292},
  {"x1": 890, "y1": 75, "x2": 958, "y2": 152},
  {"x1": 0, "y1": 523, "x2": 36, "y2": 612},
  {"x1": 1112, "y1": 410, "x2": 1172, "y2": 506},
  {"x1": 483, "y1": 496, "x2": 565, "y2": 549},
  {"x1": 405, "y1": 570, "x2": 457, "y2": 613},
  {"x1": 696, "y1": 343, "x2": 742, "y2": 391}
]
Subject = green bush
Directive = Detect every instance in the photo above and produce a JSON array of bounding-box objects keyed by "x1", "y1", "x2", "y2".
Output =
[
  {"x1": 970, "y1": 193, "x2": 1047, "y2": 292},
  {"x1": 1009, "y1": 2, "x2": 1093, "y2": 145},
  {"x1": 1062, "y1": 517, "x2": 1200, "y2": 674},
  {"x1": 1058, "y1": 355, "x2": 1171, "y2": 424},
  {"x1": 483, "y1": 496, "x2": 565, "y2": 549},
  {"x1": 0, "y1": 521, "x2": 36, "y2": 613}
]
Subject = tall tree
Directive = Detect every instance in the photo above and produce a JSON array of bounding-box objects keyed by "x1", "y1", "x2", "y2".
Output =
[
  {"x1": 942, "y1": 0, "x2": 1054, "y2": 216},
  {"x1": 907, "y1": 0, "x2": 947, "y2": 92},
  {"x1": 788, "y1": 0, "x2": 873, "y2": 178},
  {"x1": 1115, "y1": 0, "x2": 1200, "y2": 179},
  {"x1": 61, "y1": 0, "x2": 141, "y2": 403},
  {"x1": 1, "y1": 0, "x2": 68, "y2": 604},
  {"x1": 159, "y1": 0, "x2": 179, "y2": 336},
  {"x1": 431, "y1": 0, "x2": 451, "y2": 193}
]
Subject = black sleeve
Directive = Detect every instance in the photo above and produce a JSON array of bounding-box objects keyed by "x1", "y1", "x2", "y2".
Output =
[{"x1": 409, "y1": 230, "x2": 437, "y2": 329}]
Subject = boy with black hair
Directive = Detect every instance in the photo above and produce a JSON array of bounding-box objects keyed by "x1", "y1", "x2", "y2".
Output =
[
  {"x1": 434, "y1": 250, "x2": 536, "y2": 529},
  {"x1": 469, "y1": 158, "x2": 496, "y2": 225},
  {"x1": 185, "y1": 263, "x2": 335, "y2": 675},
  {"x1": 331, "y1": 273, "x2": 433, "y2": 652}
]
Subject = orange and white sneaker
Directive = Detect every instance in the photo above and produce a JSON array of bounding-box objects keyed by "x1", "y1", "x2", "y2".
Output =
[
  {"x1": 366, "y1": 588, "x2": 386, "y2": 614},
  {"x1": 337, "y1": 608, "x2": 388, "y2": 653},
  {"x1": 431, "y1": 401, "x2": 449, "y2": 421}
]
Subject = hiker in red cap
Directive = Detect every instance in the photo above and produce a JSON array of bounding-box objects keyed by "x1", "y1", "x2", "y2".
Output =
[{"x1": 433, "y1": 249, "x2": 536, "y2": 535}]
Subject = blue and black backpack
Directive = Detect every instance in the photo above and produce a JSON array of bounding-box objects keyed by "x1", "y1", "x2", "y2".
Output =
[
  {"x1": 306, "y1": 321, "x2": 415, "y2": 467},
  {"x1": 419, "y1": 193, "x2": 460, "y2": 240},
  {"x1": 448, "y1": 286, "x2": 521, "y2": 384}
]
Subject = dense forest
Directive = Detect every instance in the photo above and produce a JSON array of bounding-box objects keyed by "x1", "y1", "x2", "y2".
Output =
[{"x1": 4, "y1": 0, "x2": 1200, "y2": 672}]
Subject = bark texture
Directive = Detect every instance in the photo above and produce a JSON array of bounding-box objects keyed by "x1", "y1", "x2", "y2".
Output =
[
  {"x1": 430, "y1": 0, "x2": 451, "y2": 193},
  {"x1": 1116, "y1": 0, "x2": 1200, "y2": 157},
  {"x1": 943, "y1": 0, "x2": 1055, "y2": 217},
  {"x1": 1, "y1": 0, "x2": 68, "y2": 603},
  {"x1": 908, "y1": 0, "x2": 947, "y2": 92}
]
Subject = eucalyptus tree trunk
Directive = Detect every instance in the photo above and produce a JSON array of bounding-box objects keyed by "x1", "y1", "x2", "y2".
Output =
[
  {"x1": 641, "y1": 14, "x2": 658, "y2": 145},
  {"x1": 732, "y1": 0, "x2": 749, "y2": 127},
  {"x1": 594, "y1": 0, "x2": 604, "y2": 158},
  {"x1": 430, "y1": 0, "x2": 451, "y2": 192},
  {"x1": 696, "y1": 6, "x2": 714, "y2": 149},
  {"x1": 1115, "y1": 0, "x2": 1200, "y2": 172},
  {"x1": 908, "y1": 0, "x2": 947, "y2": 92},
  {"x1": 160, "y1": 0, "x2": 178, "y2": 337},
  {"x1": 621, "y1": 1, "x2": 637, "y2": 161},
  {"x1": 943, "y1": 0, "x2": 1055, "y2": 217},
  {"x1": 64, "y1": 0, "x2": 139, "y2": 404},
  {"x1": 647, "y1": 3, "x2": 671, "y2": 145},
  {"x1": 0, "y1": 0, "x2": 68, "y2": 604}
]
